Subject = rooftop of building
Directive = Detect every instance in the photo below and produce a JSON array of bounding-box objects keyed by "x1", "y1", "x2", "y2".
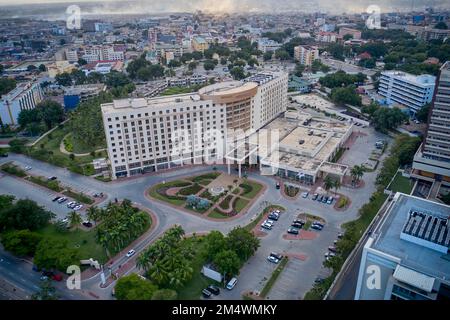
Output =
[
  {"x1": 260, "y1": 114, "x2": 352, "y2": 174},
  {"x1": 198, "y1": 81, "x2": 258, "y2": 96},
  {"x1": 381, "y1": 71, "x2": 436, "y2": 86},
  {"x1": 371, "y1": 193, "x2": 450, "y2": 282}
]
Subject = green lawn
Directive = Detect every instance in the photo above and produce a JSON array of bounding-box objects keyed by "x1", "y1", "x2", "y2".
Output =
[
  {"x1": 209, "y1": 209, "x2": 231, "y2": 219},
  {"x1": 176, "y1": 237, "x2": 221, "y2": 300},
  {"x1": 148, "y1": 181, "x2": 190, "y2": 206},
  {"x1": 233, "y1": 197, "x2": 249, "y2": 212},
  {"x1": 36, "y1": 224, "x2": 108, "y2": 264},
  {"x1": 239, "y1": 181, "x2": 263, "y2": 199},
  {"x1": 388, "y1": 172, "x2": 413, "y2": 194},
  {"x1": 27, "y1": 124, "x2": 106, "y2": 176}
]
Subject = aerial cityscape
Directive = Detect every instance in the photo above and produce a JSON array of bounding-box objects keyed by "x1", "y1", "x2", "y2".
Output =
[{"x1": 0, "y1": 0, "x2": 449, "y2": 304}]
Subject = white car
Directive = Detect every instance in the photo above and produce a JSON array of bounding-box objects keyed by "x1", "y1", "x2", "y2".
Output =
[
  {"x1": 73, "y1": 205, "x2": 83, "y2": 211},
  {"x1": 126, "y1": 249, "x2": 136, "y2": 258},
  {"x1": 263, "y1": 219, "x2": 274, "y2": 226},
  {"x1": 66, "y1": 201, "x2": 75, "y2": 208},
  {"x1": 25, "y1": 166, "x2": 32, "y2": 171},
  {"x1": 61, "y1": 218, "x2": 69, "y2": 223},
  {"x1": 302, "y1": 192, "x2": 309, "y2": 198},
  {"x1": 267, "y1": 255, "x2": 280, "y2": 264}
]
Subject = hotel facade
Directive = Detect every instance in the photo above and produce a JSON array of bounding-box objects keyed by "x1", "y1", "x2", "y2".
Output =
[{"x1": 101, "y1": 72, "x2": 288, "y2": 179}]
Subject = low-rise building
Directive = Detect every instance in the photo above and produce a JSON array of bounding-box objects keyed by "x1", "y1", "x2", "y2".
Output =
[
  {"x1": 257, "y1": 38, "x2": 282, "y2": 53},
  {"x1": 355, "y1": 192, "x2": 450, "y2": 300},
  {"x1": 378, "y1": 71, "x2": 436, "y2": 115}
]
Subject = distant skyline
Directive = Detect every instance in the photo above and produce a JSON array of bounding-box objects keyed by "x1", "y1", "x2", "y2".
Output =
[{"x1": 0, "y1": 0, "x2": 449, "y2": 15}]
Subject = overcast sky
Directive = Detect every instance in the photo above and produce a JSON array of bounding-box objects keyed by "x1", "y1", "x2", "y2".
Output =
[{"x1": 0, "y1": 0, "x2": 448, "y2": 14}]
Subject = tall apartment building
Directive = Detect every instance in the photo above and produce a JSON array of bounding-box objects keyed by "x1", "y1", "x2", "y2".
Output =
[
  {"x1": 355, "y1": 193, "x2": 450, "y2": 300},
  {"x1": 101, "y1": 72, "x2": 288, "y2": 179},
  {"x1": 412, "y1": 61, "x2": 450, "y2": 186},
  {"x1": 378, "y1": 71, "x2": 436, "y2": 114},
  {"x1": 82, "y1": 46, "x2": 124, "y2": 63},
  {"x1": 294, "y1": 45, "x2": 319, "y2": 66},
  {"x1": 0, "y1": 81, "x2": 44, "y2": 125}
]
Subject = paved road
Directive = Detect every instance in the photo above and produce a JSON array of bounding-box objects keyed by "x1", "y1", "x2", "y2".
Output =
[
  {"x1": 320, "y1": 57, "x2": 377, "y2": 77},
  {"x1": 0, "y1": 247, "x2": 89, "y2": 300},
  {"x1": 0, "y1": 125, "x2": 389, "y2": 300}
]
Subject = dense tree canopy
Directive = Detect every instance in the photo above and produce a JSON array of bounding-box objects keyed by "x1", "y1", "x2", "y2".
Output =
[
  {"x1": 115, "y1": 274, "x2": 158, "y2": 300},
  {"x1": 0, "y1": 77, "x2": 17, "y2": 96},
  {"x1": 0, "y1": 198, "x2": 55, "y2": 232},
  {"x1": 1, "y1": 229, "x2": 43, "y2": 256},
  {"x1": 33, "y1": 238, "x2": 80, "y2": 271}
]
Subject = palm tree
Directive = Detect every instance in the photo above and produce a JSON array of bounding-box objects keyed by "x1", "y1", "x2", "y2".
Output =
[
  {"x1": 86, "y1": 206, "x2": 99, "y2": 225},
  {"x1": 333, "y1": 179, "x2": 341, "y2": 196},
  {"x1": 350, "y1": 165, "x2": 364, "y2": 185},
  {"x1": 68, "y1": 211, "x2": 82, "y2": 228},
  {"x1": 324, "y1": 176, "x2": 334, "y2": 195}
]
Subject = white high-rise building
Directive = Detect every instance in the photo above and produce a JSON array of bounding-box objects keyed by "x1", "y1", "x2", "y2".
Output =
[
  {"x1": 0, "y1": 81, "x2": 44, "y2": 126},
  {"x1": 378, "y1": 71, "x2": 436, "y2": 114},
  {"x1": 101, "y1": 72, "x2": 288, "y2": 179}
]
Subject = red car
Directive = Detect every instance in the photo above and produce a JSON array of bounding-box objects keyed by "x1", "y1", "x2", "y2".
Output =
[{"x1": 52, "y1": 274, "x2": 63, "y2": 281}]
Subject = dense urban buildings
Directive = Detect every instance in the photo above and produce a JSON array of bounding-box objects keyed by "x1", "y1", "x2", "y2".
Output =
[
  {"x1": 294, "y1": 45, "x2": 319, "y2": 67},
  {"x1": 355, "y1": 193, "x2": 450, "y2": 300}
]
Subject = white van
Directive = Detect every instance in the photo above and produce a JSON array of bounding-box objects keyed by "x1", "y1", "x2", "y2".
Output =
[{"x1": 226, "y1": 277, "x2": 238, "y2": 290}]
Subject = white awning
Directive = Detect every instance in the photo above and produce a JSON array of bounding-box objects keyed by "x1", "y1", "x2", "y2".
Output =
[{"x1": 393, "y1": 265, "x2": 435, "y2": 293}]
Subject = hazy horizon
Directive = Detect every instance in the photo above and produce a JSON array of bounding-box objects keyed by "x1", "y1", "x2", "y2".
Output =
[{"x1": 0, "y1": 0, "x2": 449, "y2": 15}]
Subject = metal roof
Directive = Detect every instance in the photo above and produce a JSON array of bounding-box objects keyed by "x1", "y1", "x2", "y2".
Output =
[{"x1": 393, "y1": 265, "x2": 435, "y2": 293}]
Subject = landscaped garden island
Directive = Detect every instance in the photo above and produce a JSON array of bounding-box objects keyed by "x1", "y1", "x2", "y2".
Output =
[{"x1": 148, "y1": 171, "x2": 264, "y2": 219}]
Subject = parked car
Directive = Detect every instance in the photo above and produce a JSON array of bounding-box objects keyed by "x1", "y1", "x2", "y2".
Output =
[
  {"x1": 327, "y1": 197, "x2": 334, "y2": 205},
  {"x1": 287, "y1": 227, "x2": 299, "y2": 235},
  {"x1": 25, "y1": 166, "x2": 32, "y2": 171},
  {"x1": 57, "y1": 197, "x2": 67, "y2": 203},
  {"x1": 267, "y1": 255, "x2": 280, "y2": 264},
  {"x1": 261, "y1": 223, "x2": 272, "y2": 230},
  {"x1": 325, "y1": 252, "x2": 336, "y2": 258},
  {"x1": 301, "y1": 192, "x2": 309, "y2": 198},
  {"x1": 52, "y1": 274, "x2": 63, "y2": 282},
  {"x1": 328, "y1": 246, "x2": 337, "y2": 253},
  {"x1": 82, "y1": 221, "x2": 93, "y2": 228},
  {"x1": 73, "y1": 204, "x2": 83, "y2": 211},
  {"x1": 40, "y1": 275, "x2": 49, "y2": 281},
  {"x1": 268, "y1": 213, "x2": 279, "y2": 221},
  {"x1": 32, "y1": 265, "x2": 41, "y2": 272},
  {"x1": 276, "y1": 182, "x2": 280, "y2": 189},
  {"x1": 317, "y1": 195, "x2": 323, "y2": 202},
  {"x1": 202, "y1": 288, "x2": 212, "y2": 298},
  {"x1": 52, "y1": 196, "x2": 61, "y2": 202},
  {"x1": 312, "y1": 193, "x2": 318, "y2": 200},
  {"x1": 66, "y1": 201, "x2": 75, "y2": 208},
  {"x1": 273, "y1": 210, "x2": 281, "y2": 214},
  {"x1": 207, "y1": 285, "x2": 220, "y2": 295},
  {"x1": 0, "y1": 153, "x2": 8, "y2": 157},
  {"x1": 270, "y1": 252, "x2": 283, "y2": 260},
  {"x1": 126, "y1": 249, "x2": 136, "y2": 258},
  {"x1": 263, "y1": 219, "x2": 275, "y2": 226},
  {"x1": 314, "y1": 277, "x2": 324, "y2": 284},
  {"x1": 322, "y1": 196, "x2": 328, "y2": 203},
  {"x1": 226, "y1": 277, "x2": 238, "y2": 290},
  {"x1": 293, "y1": 219, "x2": 306, "y2": 225},
  {"x1": 61, "y1": 218, "x2": 69, "y2": 224},
  {"x1": 337, "y1": 232, "x2": 344, "y2": 239},
  {"x1": 313, "y1": 221, "x2": 325, "y2": 228},
  {"x1": 47, "y1": 176, "x2": 57, "y2": 181},
  {"x1": 311, "y1": 224, "x2": 323, "y2": 231},
  {"x1": 291, "y1": 223, "x2": 303, "y2": 229}
]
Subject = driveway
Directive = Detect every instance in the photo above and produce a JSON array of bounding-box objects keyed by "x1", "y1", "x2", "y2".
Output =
[{"x1": 0, "y1": 125, "x2": 389, "y2": 300}]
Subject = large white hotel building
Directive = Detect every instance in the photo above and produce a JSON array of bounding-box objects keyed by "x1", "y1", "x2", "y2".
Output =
[{"x1": 101, "y1": 72, "x2": 288, "y2": 179}]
